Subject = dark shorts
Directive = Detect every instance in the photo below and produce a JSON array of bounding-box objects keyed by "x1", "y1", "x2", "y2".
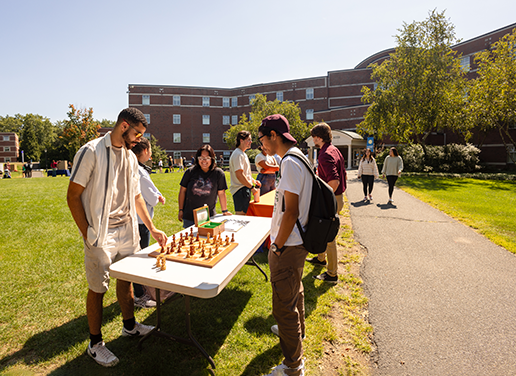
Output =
[{"x1": 233, "y1": 186, "x2": 251, "y2": 213}]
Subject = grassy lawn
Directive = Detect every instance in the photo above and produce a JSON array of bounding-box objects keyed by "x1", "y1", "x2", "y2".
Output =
[
  {"x1": 0, "y1": 172, "x2": 371, "y2": 375},
  {"x1": 397, "y1": 175, "x2": 516, "y2": 254}
]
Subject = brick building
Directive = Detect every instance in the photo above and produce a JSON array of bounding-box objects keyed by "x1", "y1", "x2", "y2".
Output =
[
  {"x1": 128, "y1": 22, "x2": 516, "y2": 168},
  {"x1": 0, "y1": 132, "x2": 20, "y2": 164}
]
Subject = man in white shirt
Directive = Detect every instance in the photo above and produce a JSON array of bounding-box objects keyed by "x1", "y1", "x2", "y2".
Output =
[
  {"x1": 259, "y1": 114, "x2": 312, "y2": 376},
  {"x1": 229, "y1": 130, "x2": 261, "y2": 215},
  {"x1": 67, "y1": 108, "x2": 167, "y2": 367}
]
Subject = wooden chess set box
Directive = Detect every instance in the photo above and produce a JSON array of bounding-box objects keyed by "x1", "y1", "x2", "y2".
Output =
[{"x1": 193, "y1": 205, "x2": 225, "y2": 237}]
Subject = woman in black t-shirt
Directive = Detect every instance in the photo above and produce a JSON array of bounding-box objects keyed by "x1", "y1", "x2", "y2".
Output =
[{"x1": 178, "y1": 145, "x2": 232, "y2": 228}]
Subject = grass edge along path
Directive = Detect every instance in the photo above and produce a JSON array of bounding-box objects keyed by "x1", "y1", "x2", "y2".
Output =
[{"x1": 397, "y1": 175, "x2": 516, "y2": 255}]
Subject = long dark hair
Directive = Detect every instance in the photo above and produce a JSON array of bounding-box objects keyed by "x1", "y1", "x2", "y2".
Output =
[
  {"x1": 361, "y1": 148, "x2": 375, "y2": 162},
  {"x1": 194, "y1": 144, "x2": 216, "y2": 171},
  {"x1": 390, "y1": 147, "x2": 399, "y2": 157}
]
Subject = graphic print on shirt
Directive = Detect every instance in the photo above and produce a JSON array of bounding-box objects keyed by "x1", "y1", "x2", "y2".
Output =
[{"x1": 192, "y1": 177, "x2": 213, "y2": 197}]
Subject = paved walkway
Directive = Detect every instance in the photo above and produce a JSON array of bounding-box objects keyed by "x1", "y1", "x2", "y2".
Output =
[{"x1": 345, "y1": 170, "x2": 516, "y2": 375}]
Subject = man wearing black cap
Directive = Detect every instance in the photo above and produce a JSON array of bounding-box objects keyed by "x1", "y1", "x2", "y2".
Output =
[{"x1": 258, "y1": 114, "x2": 311, "y2": 376}]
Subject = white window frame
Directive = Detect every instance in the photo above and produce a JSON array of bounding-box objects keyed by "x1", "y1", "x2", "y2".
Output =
[
  {"x1": 306, "y1": 88, "x2": 314, "y2": 100},
  {"x1": 223, "y1": 97, "x2": 230, "y2": 107},
  {"x1": 223, "y1": 132, "x2": 228, "y2": 143},
  {"x1": 142, "y1": 95, "x2": 150, "y2": 105},
  {"x1": 173, "y1": 114, "x2": 181, "y2": 124},
  {"x1": 4, "y1": 146, "x2": 10, "y2": 152},
  {"x1": 203, "y1": 133, "x2": 210, "y2": 143},
  {"x1": 202, "y1": 115, "x2": 210, "y2": 125},
  {"x1": 276, "y1": 91, "x2": 283, "y2": 102},
  {"x1": 173, "y1": 133, "x2": 181, "y2": 143},
  {"x1": 249, "y1": 94, "x2": 256, "y2": 104},
  {"x1": 202, "y1": 97, "x2": 210, "y2": 107},
  {"x1": 460, "y1": 56, "x2": 470, "y2": 72},
  {"x1": 3, "y1": 136, "x2": 10, "y2": 141},
  {"x1": 231, "y1": 97, "x2": 238, "y2": 107},
  {"x1": 5, "y1": 157, "x2": 10, "y2": 162},
  {"x1": 173, "y1": 151, "x2": 182, "y2": 159},
  {"x1": 222, "y1": 115, "x2": 230, "y2": 125},
  {"x1": 231, "y1": 115, "x2": 238, "y2": 125},
  {"x1": 306, "y1": 109, "x2": 314, "y2": 120},
  {"x1": 144, "y1": 114, "x2": 150, "y2": 124},
  {"x1": 173, "y1": 95, "x2": 181, "y2": 106}
]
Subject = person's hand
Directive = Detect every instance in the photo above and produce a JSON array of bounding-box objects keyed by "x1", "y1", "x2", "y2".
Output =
[
  {"x1": 357, "y1": 175, "x2": 361, "y2": 179},
  {"x1": 382, "y1": 174, "x2": 385, "y2": 179},
  {"x1": 254, "y1": 180, "x2": 261, "y2": 188},
  {"x1": 223, "y1": 211, "x2": 233, "y2": 216},
  {"x1": 150, "y1": 229, "x2": 167, "y2": 247},
  {"x1": 159, "y1": 195, "x2": 166, "y2": 204},
  {"x1": 178, "y1": 210, "x2": 183, "y2": 222}
]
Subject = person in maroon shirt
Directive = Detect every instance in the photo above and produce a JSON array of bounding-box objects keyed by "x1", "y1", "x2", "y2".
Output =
[{"x1": 307, "y1": 122, "x2": 347, "y2": 283}]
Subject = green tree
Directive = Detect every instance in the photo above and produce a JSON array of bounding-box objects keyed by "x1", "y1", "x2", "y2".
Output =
[
  {"x1": 18, "y1": 114, "x2": 57, "y2": 162},
  {"x1": 61, "y1": 105, "x2": 100, "y2": 161},
  {"x1": 359, "y1": 10, "x2": 469, "y2": 148},
  {"x1": 468, "y1": 28, "x2": 516, "y2": 163},
  {"x1": 98, "y1": 119, "x2": 115, "y2": 128},
  {"x1": 0, "y1": 114, "x2": 24, "y2": 133},
  {"x1": 149, "y1": 135, "x2": 167, "y2": 169},
  {"x1": 224, "y1": 94, "x2": 312, "y2": 149}
]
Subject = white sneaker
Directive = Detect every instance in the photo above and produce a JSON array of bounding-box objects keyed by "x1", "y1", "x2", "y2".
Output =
[
  {"x1": 87, "y1": 341, "x2": 119, "y2": 367},
  {"x1": 368, "y1": 194, "x2": 373, "y2": 200},
  {"x1": 134, "y1": 293, "x2": 156, "y2": 308},
  {"x1": 363, "y1": 196, "x2": 368, "y2": 201},
  {"x1": 271, "y1": 325, "x2": 305, "y2": 340},
  {"x1": 122, "y1": 321, "x2": 154, "y2": 337},
  {"x1": 265, "y1": 359, "x2": 305, "y2": 376}
]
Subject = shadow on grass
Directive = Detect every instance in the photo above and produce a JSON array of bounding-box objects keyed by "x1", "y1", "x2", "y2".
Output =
[{"x1": 1, "y1": 287, "x2": 251, "y2": 376}]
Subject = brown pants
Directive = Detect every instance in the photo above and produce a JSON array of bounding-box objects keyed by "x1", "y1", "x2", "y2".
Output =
[{"x1": 269, "y1": 244, "x2": 308, "y2": 374}]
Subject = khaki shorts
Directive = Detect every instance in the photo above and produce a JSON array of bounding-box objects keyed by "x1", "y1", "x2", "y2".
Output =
[{"x1": 84, "y1": 222, "x2": 139, "y2": 293}]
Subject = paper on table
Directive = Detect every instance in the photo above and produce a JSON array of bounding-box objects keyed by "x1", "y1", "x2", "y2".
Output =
[{"x1": 221, "y1": 219, "x2": 250, "y2": 232}]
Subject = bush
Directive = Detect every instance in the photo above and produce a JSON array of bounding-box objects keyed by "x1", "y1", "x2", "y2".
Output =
[{"x1": 400, "y1": 143, "x2": 480, "y2": 173}]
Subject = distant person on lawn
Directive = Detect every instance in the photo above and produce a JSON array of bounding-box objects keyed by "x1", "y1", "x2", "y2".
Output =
[{"x1": 67, "y1": 107, "x2": 167, "y2": 367}]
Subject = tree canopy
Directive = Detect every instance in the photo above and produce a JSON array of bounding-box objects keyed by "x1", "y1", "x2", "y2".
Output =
[
  {"x1": 224, "y1": 94, "x2": 312, "y2": 149},
  {"x1": 359, "y1": 10, "x2": 469, "y2": 146},
  {"x1": 467, "y1": 28, "x2": 516, "y2": 162},
  {"x1": 60, "y1": 105, "x2": 100, "y2": 161}
]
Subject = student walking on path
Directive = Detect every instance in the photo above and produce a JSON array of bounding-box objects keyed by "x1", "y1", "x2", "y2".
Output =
[
  {"x1": 357, "y1": 148, "x2": 379, "y2": 201},
  {"x1": 381, "y1": 147, "x2": 403, "y2": 203}
]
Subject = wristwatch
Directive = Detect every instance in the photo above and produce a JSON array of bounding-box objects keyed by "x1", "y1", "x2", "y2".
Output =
[{"x1": 270, "y1": 243, "x2": 286, "y2": 253}]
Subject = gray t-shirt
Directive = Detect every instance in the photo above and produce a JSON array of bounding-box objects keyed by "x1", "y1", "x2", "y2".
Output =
[{"x1": 109, "y1": 146, "x2": 131, "y2": 227}]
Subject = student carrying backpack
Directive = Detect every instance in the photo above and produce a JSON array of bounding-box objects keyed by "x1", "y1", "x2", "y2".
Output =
[{"x1": 281, "y1": 152, "x2": 340, "y2": 254}]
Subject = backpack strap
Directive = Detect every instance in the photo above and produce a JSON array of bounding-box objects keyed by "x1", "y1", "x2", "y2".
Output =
[{"x1": 279, "y1": 151, "x2": 318, "y2": 239}]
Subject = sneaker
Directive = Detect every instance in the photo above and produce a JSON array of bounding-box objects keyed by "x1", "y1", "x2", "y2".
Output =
[
  {"x1": 265, "y1": 359, "x2": 305, "y2": 376},
  {"x1": 122, "y1": 321, "x2": 154, "y2": 337},
  {"x1": 368, "y1": 194, "x2": 373, "y2": 200},
  {"x1": 87, "y1": 341, "x2": 119, "y2": 367},
  {"x1": 134, "y1": 293, "x2": 156, "y2": 308},
  {"x1": 306, "y1": 257, "x2": 326, "y2": 266},
  {"x1": 271, "y1": 325, "x2": 305, "y2": 340},
  {"x1": 364, "y1": 196, "x2": 368, "y2": 201},
  {"x1": 313, "y1": 272, "x2": 338, "y2": 283},
  {"x1": 388, "y1": 198, "x2": 393, "y2": 203}
]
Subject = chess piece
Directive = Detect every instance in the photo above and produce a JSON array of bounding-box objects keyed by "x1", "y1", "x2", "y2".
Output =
[
  {"x1": 207, "y1": 248, "x2": 212, "y2": 259},
  {"x1": 231, "y1": 233, "x2": 235, "y2": 243},
  {"x1": 207, "y1": 233, "x2": 210, "y2": 242},
  {"x1": 196, "y1": 233, "x2": 199, "y2": 242},
  {"x1": 214, "y1": 245, "x2": 219, "y2": 255}
]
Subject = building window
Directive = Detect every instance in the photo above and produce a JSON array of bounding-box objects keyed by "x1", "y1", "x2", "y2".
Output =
[
  {"x1": 173, "y1": 133, "x2": 181, "y2": 143},
  {"x1": 249, "y1": 94, "x2": 256, "y2": 104},
  {"x1": 203, "y1": 133, "x2": 210, "y2": 143},
  {"x1": 144, "y1": 114, "x2": 150, "y2": 124},
  {"x1": 231, "y1": 97, "x2": 238, "y2": 107},
  {"x1": 2, "y1": 136, "x2": 9, "y2": 141},
  {"x1": 143, "y1": 132, "x2": 151, "y2": 139},
  {"x1": 223, "y1": 115, "x2": 230, "y2": 125},
  {"x1": 231, "y1": 115, "x2": 238, "y2": 125},
  {"x1": 223, "y1": 97, "x2": 230, "y2": 107},
  {"x1": 142, "y1": 95, "x2": 150, "y2": 105},
  {"x1": 306, "y1": 88, "x2": 314, "y2": 100},
  {"x1": 277, "y1": 91, "x2": 283, "y2": 102},
  {"x1": 202, "y1": 97, "x2": 210, "y2": 107},
  {"x1": 460, "y1": 56, "x2": 470, "y2": 72},
  {"x1": 5, "y1": 157, "x2": 10, "y2": 162},
  {"x1": 306, "y1": 109, "x2": 314, "y2": 120},
  {"x1": 173, "y1": 114, "x2": 181, "y2": 124},
  {"x1": 223, "y1": 132, "x2": 228, "y2": 143},
  {"x1": 173, "y1": 151, "x2": 182, "y2": 159},
  {"x1": 4, "y1": 146, "x2": 10, "y2": 152},
  {"x1": 203, "y1": 115, "x2": 210, "y2": 125},
  {"x1": 173, "y1": 95, "x2": 181, "y2": 106}
]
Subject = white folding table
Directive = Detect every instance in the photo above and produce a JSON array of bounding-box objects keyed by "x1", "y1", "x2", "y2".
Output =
[{"x1": 109, "y1": 215, "x2": 271, "y2": 369}]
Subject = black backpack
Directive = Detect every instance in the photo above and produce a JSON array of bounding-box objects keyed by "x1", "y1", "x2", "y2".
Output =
[{"x1": 281, "y1": 152, "x2": 340, "y2": 254}]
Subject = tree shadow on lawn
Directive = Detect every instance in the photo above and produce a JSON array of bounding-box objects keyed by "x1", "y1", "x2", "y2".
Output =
[
  {"x1": 1, "y1": 287, "x2": 251, "y2": 376},
  {"x1": 242, "y1": 265, "x2": 332, "y2": 375}
]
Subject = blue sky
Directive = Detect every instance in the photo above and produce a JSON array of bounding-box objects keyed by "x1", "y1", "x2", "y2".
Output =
[{"x1": 1, "y1": 0, "x2": 515, "y2": 123}]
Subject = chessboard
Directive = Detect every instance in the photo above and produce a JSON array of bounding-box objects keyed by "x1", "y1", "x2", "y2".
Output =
[{"x1": 149, "y1": 228, "x2": 238, "y2": 269}]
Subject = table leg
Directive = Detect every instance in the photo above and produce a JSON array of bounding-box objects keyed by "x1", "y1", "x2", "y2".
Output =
[
  {"x1": 246, "y1": 255, "x2": 268, "y2": 282},
  {"x1": 138, "y1": 289, "x2": 216, "y2": 369}
]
